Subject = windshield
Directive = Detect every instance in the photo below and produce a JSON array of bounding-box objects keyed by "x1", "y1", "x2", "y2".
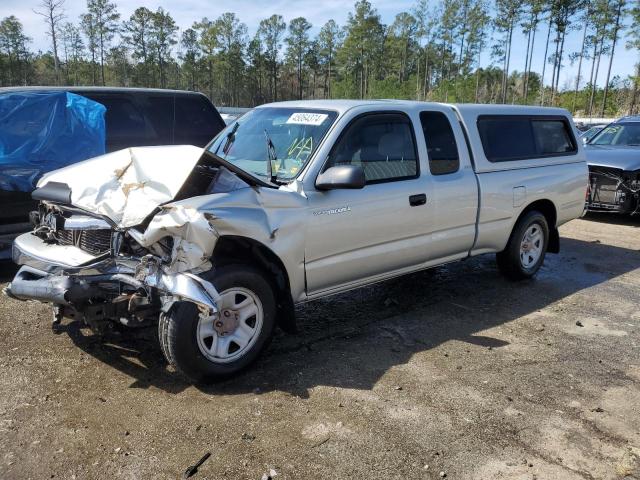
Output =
[
  {"x1": 208, "y1": 107, "x2": 338, "y2": 182},
  {"x1": 589, "y1": 122, "x2": 640, "y2": 146},
  {"x1": 582, "y1": 126, "x2": 602, "y2": 139}
]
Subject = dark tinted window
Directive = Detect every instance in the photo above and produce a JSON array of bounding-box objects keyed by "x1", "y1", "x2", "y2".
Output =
[
  {"x1": 420, "y1": 111, "x2": 459, "y2": 175},
  {"x1": 81, "y1": 93, "x2": 174, "y2": 151},
  {"x1": 86, "y1": 95, "x2": 145, "y2": 151},
  {"x1": 174, "y1": 95, "x2": 225, "y2": 147},
  {"x1": 138, "y1": 95, "x2": 173, "y2": 144},
  {"x1": 478, "y1": 117, "x2": 536, "y2": 162},
  {"x1": 327, "y1": 113, "x2": 418, "y2": 184},
  {"x1": 478, "y1": 115, "x2": 577, "y2": 162},
  {"x1": 532, "y1": 119, "x2": 575, "y2": 154}
]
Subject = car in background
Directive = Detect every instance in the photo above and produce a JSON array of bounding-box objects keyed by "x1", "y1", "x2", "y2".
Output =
[
  {"x1": 0, "y1": 87, "x2": 226, "y2": 258},
  {"x1": 579, "y1": 124, "x2": 607, "y2": 143},
  {"x1": 585, "y1": 116, "x2": 640, "y2": 215},
  {"x1": 218, "y1": 106, "x2": 251, "y2": 125}
]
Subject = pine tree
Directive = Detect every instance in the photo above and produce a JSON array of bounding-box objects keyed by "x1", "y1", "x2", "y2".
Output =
[
  {"x1": 339, "y1": 0, "x2": 385, "y2": 99},
  {"x1": 85, "y1": 0, "x2": 120, "y2": 86},
  {"x1": 215, "y1": 13, "x2": 247, "y2": 106},
  {"x1": 179, "y1": 28, "x2": 200, "y2": 91},
  {"x1": 193, "y1": 18, "x2": 219, "y2": 102},
  {"x1": 493, "y1": 0, "x2": 522, "y2": 103},
  {"x1": 60, "y1": 22, "x2": 83, "y2": 85},
  {"x1": 572, "y1": 0, "x2": 592, "y2": 112},
  {"x1": 257, "y1": 15, "x2": 286, "y2": 101},
  {"x1": 465, "y1": 0, "x2": 490, "y2": 102},
  {"x1": 600, "y1": 0, "x2": 626, "y2": 115},
  {"x1": 123, "y1": 7, "x2": 154, "y2": 86},
  {"x1": 80, "y1": 12, "x2": 98, "y2": 84},
  {"x1": 587, "y1": 0, "x2": 613, "y2": 115},
  {"x1": 34, "y1": 0, "x2": 65, "y2": 85},
  {"x1": 285, "y1": 17, "x2": 312, "y2": 99},
  {"x1": 318, "y1": 19, "x2": 342, "y2": 99},
  {"x1": 522, "y1": 0, "x2": 546, "y2": 101},
  {"x1": 0, "y1": 16, "x2": 31, "y2": 86},
  {"x1": 150, "y1": 8, "x2": 177, "y2": 89},
  {"x1": 247, "y1": 35, "x2": 266, "y2": 104},
  {"x1": 625, "y1": 0, "x2": 640, "y2": 113}
]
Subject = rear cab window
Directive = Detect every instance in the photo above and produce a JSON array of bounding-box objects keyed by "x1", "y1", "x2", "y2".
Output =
[
  {"x1": 419, "y1": 111, "x2": 460, "y2": 175},
  {"x1": 477, "y1": 115, "x2": 577, "y2": 162}
]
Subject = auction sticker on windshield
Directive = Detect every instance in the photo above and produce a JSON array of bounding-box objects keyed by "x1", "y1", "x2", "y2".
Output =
[{"x1": 286, "y1": 112, "x2": 328, "y2": 126}]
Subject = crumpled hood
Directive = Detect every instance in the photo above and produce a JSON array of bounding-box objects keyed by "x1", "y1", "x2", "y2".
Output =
[
  {"x1": 585, "y1": 145, "x2": 640, "y2": 171},
  {"x1": 37, "y1": 145, "x2": 204, "y2": 227}
]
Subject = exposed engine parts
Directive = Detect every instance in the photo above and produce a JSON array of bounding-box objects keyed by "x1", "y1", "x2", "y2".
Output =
[
  {"x1": 8, "y1": 198, "x2": 222, "y2": 334},
  {"x1": 587, "y1": 167, "x2": 640, "y2": 215}
]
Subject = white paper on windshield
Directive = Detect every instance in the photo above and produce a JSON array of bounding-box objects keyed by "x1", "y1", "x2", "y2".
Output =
[{"x1": 286, "y1": 112, "x2": 328, "y2": 126}]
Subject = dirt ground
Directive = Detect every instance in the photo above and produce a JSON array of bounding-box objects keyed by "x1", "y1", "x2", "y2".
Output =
[{"x1": 1, "y1": 213, "x2": 639, "y2": 480}]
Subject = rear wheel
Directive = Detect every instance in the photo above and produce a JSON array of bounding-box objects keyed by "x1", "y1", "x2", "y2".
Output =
[
  {"x1": 158, "y1": 265, "x2": 276, "y2": 383},
  {"x1": 496, "y1": 211, "x2": 549, "y2": 280}
]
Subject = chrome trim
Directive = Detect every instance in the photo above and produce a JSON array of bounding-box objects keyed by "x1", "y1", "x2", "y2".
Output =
[
  {"x1": 13, "y1": 233, "x2": 100, "y2": 272},
  {"x1": 151, "y1": 272, "x2": 220, "y2": 312},
  {"x1": 5, "y1": 265, "x2": 72, "y2": 305},
  {"x1": 63, "y1": 215, "x2": 112, "y2": 230}
]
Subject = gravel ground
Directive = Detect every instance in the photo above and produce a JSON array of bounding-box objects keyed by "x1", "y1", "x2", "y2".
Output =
[{"x1": 1, "y1": 213, "x2": 639, "y2": 480}]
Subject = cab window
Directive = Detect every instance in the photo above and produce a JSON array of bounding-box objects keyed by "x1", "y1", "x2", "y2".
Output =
[
  {"x1": 326, "y1": 113, "x2": 418, "y2": 184},
  {"x1": 478, "y1": 115, "x2": 577, "y2": 162},
  {"x1": 420, "y1": 111, "x2": 460, "y2": 175}
]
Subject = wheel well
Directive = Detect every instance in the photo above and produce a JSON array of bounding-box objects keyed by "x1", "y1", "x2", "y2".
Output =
[
  {"x1": 211, "y1": 236, "x2": 297, "y2": 333},
  {"x1": 518, "y1": 199, "x2": 560, "y2": 253}
]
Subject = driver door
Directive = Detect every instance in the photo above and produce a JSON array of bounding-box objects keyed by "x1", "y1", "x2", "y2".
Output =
[{"x1": 304, "y1": 112, "x2": 434, "y2": 296}]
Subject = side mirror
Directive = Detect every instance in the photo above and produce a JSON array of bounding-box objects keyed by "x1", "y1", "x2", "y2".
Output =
[{"x1": 315, "y1": 165, "x2": 366, "y2": 190}]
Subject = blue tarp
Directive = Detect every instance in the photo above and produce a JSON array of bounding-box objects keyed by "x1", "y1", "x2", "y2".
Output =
[{"x1": 0, "y1": 91, "x2": 106, "y2": 192}]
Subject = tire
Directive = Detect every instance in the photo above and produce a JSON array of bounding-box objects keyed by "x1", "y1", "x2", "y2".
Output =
[
  {"x1": 496, "y1": 210, "x2": 549, "y2": 280},
  {"x1": 158, "y1": 264, "x2": 276, "y2": 383}
]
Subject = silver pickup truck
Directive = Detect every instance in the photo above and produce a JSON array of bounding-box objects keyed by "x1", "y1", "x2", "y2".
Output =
[{"x1": 5, "y1": 100, "x2": 587, "y2": 383}]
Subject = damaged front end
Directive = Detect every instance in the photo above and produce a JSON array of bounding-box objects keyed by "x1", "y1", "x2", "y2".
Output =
[
  {"x1": 587, "y1": 166, "x2": 640, "y2": 215},
  {"x1": 2, "y1": 145, "x2": 242, "y2": 331},
  {"x1": 6, "y1": 203, "x2": 221, "y2": 330}
]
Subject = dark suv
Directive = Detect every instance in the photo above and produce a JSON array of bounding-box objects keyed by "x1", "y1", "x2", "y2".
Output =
[{"x1": 0, "y1": 87, "x2": 226, "y2": 258}]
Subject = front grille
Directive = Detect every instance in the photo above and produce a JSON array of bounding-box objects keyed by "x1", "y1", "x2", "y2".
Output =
[
  {"x1": 56, "y1": 229, "x2": 74, "y2": 246},
  {"x1": 79, "y1": 230, "x2": 112, "y2": 255},
  {"x1": 54, "y1": 229, "x2": 112, "y2": 255}
]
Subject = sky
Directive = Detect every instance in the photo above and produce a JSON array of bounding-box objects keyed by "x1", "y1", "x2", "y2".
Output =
[{"x1": 2, "y1": 0, "x2": 638, "y2": 90}]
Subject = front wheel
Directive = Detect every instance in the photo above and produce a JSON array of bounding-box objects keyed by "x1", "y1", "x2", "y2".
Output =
[
  {"x1": 159, "y1": 265, "x2": 276, "y2": 383},
  {"x1": 496, "y1": 211, "x2": 549, "y2": 280}
]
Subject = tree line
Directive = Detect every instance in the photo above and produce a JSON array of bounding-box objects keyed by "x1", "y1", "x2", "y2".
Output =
[{"x1": 1, "y1": 0, "x2": 639, "y2": 116}]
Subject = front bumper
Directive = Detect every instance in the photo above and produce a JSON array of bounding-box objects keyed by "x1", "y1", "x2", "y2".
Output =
[{"x1": 5, "y1": 232, "x2": 220, "y2": 313}]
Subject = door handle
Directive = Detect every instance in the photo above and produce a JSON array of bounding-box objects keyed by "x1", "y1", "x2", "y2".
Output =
[{"x1": 409, "y1": 193, "x2": 427, "y2": 206}]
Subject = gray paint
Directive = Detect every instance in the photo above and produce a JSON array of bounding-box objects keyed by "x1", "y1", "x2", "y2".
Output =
[{"x1": 585, "y1": 145, "x2": 640, "y2": 171}]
